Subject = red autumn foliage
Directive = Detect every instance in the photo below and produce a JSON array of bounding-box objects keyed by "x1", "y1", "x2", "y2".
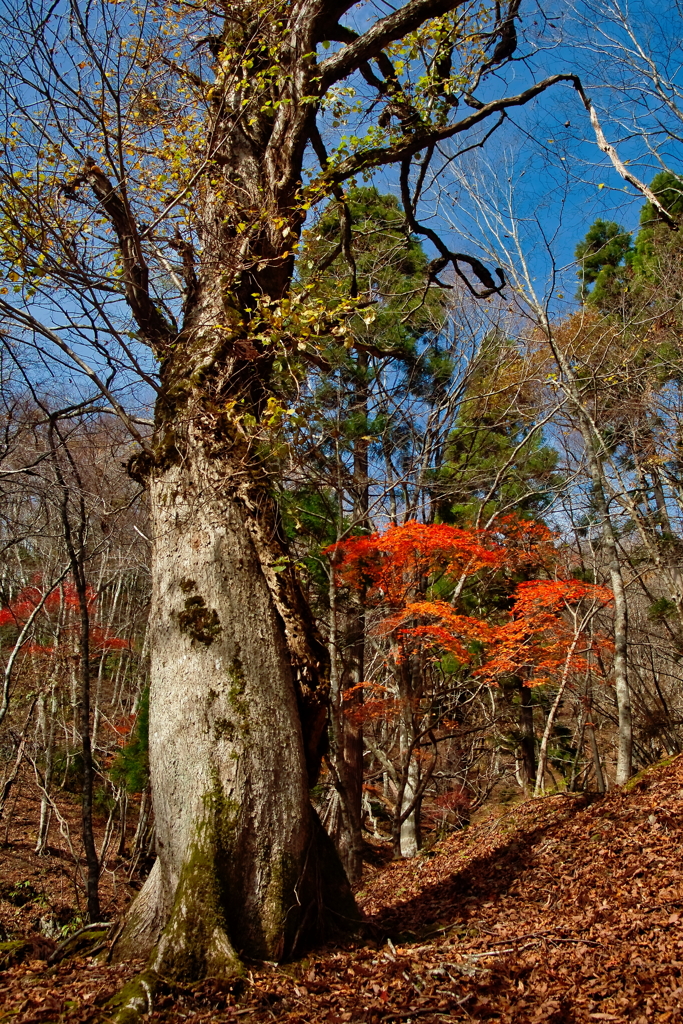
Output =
[
  {"x1": 105, "y1": 712, "x2": 138, "y2": 746},
  {"x1": 478, "y1": 579, "x2": 613, "y2": 686},
  {"x1": 327, "y1": 519, "x2": 613, "y2": 689},
  {"x1": 0, "y1": 579, "x2": 91, "y2": 629},
  {"x1": 0, "y1": 578, "x2": 129, "y2": 658},
  {"x1": 326, "y1": 520, "x2": 503, "y2": 607},
  {"x1": 342, "y1": 680, "x2": 398, "y2": 726}
]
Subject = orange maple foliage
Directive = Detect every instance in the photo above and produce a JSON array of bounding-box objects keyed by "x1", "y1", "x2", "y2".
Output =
[
  {"x1": 485, "y1": 515, "x2": 559, "y2": 573},
  {"x1": 328, "y1": 520, "x2": 613, "y2": 689},
  {"x1": 478, "y1": 579, "x2": 614, "y2": 686},
  {"x1": 342, "y1": 681, "x2": 399, "y2": 726},
  {"x1": 326, "y1": 520, "x2": 503, "y2": 607}
]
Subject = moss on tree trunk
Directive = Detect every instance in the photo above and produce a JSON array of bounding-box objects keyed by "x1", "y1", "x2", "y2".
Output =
[{"x1": 112, "y1": 437, "x2": 360, "y2": 983}]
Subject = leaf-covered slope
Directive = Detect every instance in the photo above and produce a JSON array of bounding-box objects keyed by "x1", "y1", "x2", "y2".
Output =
[
  {"x1": 352, "y1": 754, "x2": 683, "y2": 1022},
  {"x1": 1, "y1": 757, "x2": 682, "y2": 1021}
]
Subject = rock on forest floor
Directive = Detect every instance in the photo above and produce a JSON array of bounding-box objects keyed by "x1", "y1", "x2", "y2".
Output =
[{"x1": 0, "y1": 756, "x2": 682, "y2": 1023}]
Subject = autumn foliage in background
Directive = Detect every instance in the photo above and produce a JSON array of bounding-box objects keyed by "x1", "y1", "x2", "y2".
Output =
[
  {"x1": 328, "y1": 517, "x2": 613, "y2": 696},
  {"x1": 0, "y1": 580, "x2": 129, "y2": 662}
]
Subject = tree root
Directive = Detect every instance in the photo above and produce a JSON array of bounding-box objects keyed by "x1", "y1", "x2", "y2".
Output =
[{"x1": 106, "y1": 970, "x2": 158, "y2": 1024}]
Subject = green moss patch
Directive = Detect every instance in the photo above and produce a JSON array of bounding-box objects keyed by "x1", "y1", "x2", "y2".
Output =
[
  {"x1": 107, "y1": 970, "x2": 158, "y2": 1023},
  {"x1": 623, "y1": 753, "x2": 681, "y2": 792},
  {"x1": 0, "y1": 940, "x2": 31, "y2": 970},
  {"x1": 178, "y1": 596, "x2": 222, "y2": 645}
]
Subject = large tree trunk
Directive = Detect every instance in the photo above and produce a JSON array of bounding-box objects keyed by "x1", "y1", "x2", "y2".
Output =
[{"x1": 113, "y1": 434, "x2": 357, "y2": 976}]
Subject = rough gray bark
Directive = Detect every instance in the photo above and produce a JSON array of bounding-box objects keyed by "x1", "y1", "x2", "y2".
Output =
[{"x1": 113, "y1": 443, "x2": 356, "y2": 972}]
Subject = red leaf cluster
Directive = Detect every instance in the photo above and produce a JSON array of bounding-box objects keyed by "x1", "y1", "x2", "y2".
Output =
[
  {"x1": 0, "y1": 578, "x2": 129, "y2": 659},
  {"x1": 326, "y1": 521, "x2": 503, "y2": 607},
  {"x1": 328, "y1": 519, "x2": 613, "y2": 688}
]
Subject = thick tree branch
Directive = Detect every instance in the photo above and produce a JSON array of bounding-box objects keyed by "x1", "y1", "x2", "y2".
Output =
[
  {"x1": 319, "y1": 0, "x2": 469, "y2": 90},
  {"x1": 67, "y1": 158, "x2": 175, "y2": 351}
]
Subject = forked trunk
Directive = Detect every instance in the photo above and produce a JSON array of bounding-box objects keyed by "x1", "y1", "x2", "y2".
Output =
[{"x1": 113, "y1": 434, "x2": 357, "y2": 976}]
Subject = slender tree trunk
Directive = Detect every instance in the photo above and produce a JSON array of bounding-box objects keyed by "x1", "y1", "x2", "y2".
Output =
[
  {"x1": 324, "y1": 358, "x2": 369, "y2": 884},
  {"x1": 117, "y1": 791, "x2": 128, "y2": 858},
  {"x1": 568, "y1": 703, "x2": 586, "y2": 793},
  {"x1": 518, "y1": 679, "x2": 536, "y2": 793},
  {"x1": 326, "y1": 574, "x2": 365, "y2": 884},
  {"x1": 35, "y1": 684, "x2": 57, "y2": 855},
  {"x1": 338, "y1": 608, "x2": 364, "y2": 881},
  {"x1": 542, "y1": 324, "x2": 633, "y2": 785},
  {"x1": 49, "y1": 425, "x2": 101, "y2": 921},
  {"x1": 0, "y1": 698, "x2": 37, "y2": 817},
  {"x1": 128, "y1": 784, "x2": 152, "y2": 878},
  {"x1": 534, "y1": 634, "x2": 581, "y2": 797},
  {"x1": 74, "y1": 568, "x2": 101, "y2": 922},
  {"x1": 398, "y1": 742, "x2": 421, "y2": 857},
  {"x1": 393, "y1": 660, "x2": 421, "y2": 858},
  {"x1": 337, "y1": 357, "x2": 370, "y2": 881},
  {"x1": 588, "y1": 715, "x2": 606, "y2": 794},
  {"x1": 583, "y1": 460, "x2": 632, "y2": 785}
]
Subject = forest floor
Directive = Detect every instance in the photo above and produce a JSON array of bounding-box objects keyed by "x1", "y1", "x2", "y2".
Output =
[{"x1": 0, "y1": 755, "x2": 682, "y2": 1023}]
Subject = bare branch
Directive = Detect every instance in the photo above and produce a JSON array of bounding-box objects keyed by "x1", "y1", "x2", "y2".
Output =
[
  {"x1": 0, "y1": 301, "x2": 149, "y2": 447},
  {"x1": 573, "y1": 80, "x2": 677, "y2": 227},
  {"x1": 325, "y1": 75, "x2": 578, "y2": 182}
]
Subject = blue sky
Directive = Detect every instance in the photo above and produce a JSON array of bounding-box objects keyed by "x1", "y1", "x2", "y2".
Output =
[
  {"x1": 323, "y1": 0, "x2": 683, "y2": 314},
  {"x1": 2, "y1": 0, "x2": 682, "y2": 419}
]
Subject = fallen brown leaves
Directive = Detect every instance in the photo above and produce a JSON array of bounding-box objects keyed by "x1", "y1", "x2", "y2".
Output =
[
  {"x1": 1, "y1": 756, "x2": 682, "y2": 1023},
  {"x1": 0, "y1": 958, "x2": 139, "y2": 1023},
  {"x1": 0, "y1": 779, "x2": 137, "y2": 942}
]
